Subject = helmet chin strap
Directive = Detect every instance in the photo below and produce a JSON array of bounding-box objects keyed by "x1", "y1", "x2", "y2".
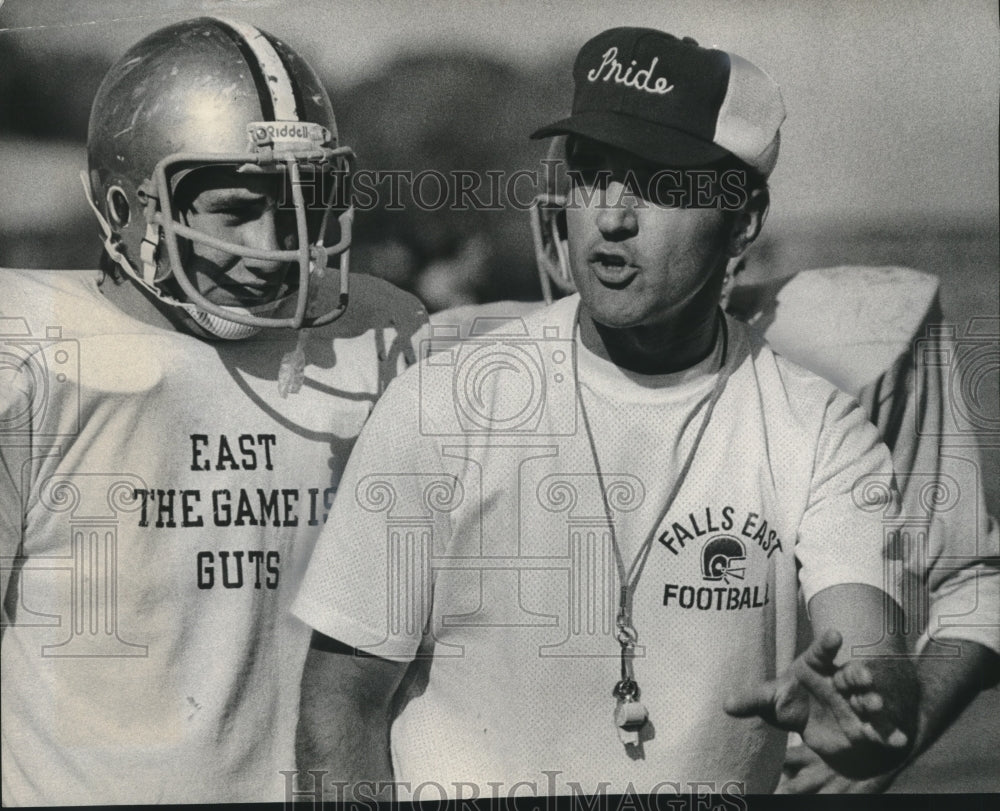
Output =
[
  {"x1": 190, "y1": 293, "x2": 297, "y2": 340},
  {"x1": 190, "y1": 311, "x2": 261, "y2": 340}
]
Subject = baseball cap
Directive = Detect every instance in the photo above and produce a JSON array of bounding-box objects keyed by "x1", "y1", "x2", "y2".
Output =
[{"x1": 531, "y1": 27, "x2": 785, "y2": 176}]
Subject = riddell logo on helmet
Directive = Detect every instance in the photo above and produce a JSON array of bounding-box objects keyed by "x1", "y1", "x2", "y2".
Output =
[{"x1": 248, "y1": 121, "x2": 332, "y2": 147}]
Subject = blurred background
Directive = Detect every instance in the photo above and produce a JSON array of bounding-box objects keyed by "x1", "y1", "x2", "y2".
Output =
[{"x1": 1, "y1": 0, "x2": 997, "y2": 793}]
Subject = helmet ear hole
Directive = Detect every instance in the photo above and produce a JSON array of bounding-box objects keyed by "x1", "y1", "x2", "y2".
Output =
[{"x1": 106, "y1": 186, "x2": 131, "y2": 229}]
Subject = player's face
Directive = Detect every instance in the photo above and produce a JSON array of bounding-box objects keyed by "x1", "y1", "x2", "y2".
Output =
[
  {"x1": 175, "y1": 167, "x2": 297, "y2": 309},
  {"x1": 564, "y1": 139, "x2": 738, "y2": 330}
]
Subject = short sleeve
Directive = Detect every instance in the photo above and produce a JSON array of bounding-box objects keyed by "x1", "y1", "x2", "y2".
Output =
[
  {"x1": 1, "y1": 374, "x2": 32, "y2": 610},
  {"x1": 795, "y1": 391, "x2": 900, "y2": 607},
  {"x1": 291, "y1": 373, "x2": 448, "y2": 661},
  {"x1": 855, "y1": 306, "x2": 1000, "y2": 655},
  {"x1": 900, "y1": 329, "x2": 1000, "y2": 653}
]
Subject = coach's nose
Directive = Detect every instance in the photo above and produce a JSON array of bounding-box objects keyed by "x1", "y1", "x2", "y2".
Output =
[{"x1": 595, "y1": 180, "x2": 639, "y2": 240}]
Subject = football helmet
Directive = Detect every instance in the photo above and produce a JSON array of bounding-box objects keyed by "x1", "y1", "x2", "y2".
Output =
[
  {"x1": 529, "y1": 136, "x2": 573, "y2": 304},
  {"x1": 701, "y1": 535, "x2": 747, "y2": 583},
  {"x1": 84, "y1": 16, "x2": 354, "y2": 338}
]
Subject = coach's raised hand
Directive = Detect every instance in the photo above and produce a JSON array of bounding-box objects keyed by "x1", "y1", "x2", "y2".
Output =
[{"x1": 725, "y1": 624, "x2": 918, "y2": 779}]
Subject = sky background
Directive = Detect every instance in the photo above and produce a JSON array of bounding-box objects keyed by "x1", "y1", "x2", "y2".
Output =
[{"x1": 1, "y1": 0, "x2": 999, "y2": 231}]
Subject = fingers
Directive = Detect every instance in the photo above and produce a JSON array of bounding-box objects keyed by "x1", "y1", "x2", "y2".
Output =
[
  {"x1": 839, "y1": 701, "x2": 908, "y2": 750},
  {"x1": 849, "y1": 690, "x2": 882, "y2": 713},
  {"x1": 778, "y1": 765, "x2": 879, "y2": 795},
  {"x1": 724, "y1": 679, "x2": 778, "y2": 722},
  {"x1": 779, "y1": 741, "x2": 902, "y2": 794},
  {"x1": 783, "y1": 631, "x2": 913, "y2": 764},
  {"x1": 833, "y1": 661, "x2": 872, "y2": 693},
  {"x1": 782, "y1": 743, "x2": 818, "y2": 769},
  {"x1": 777, "y1": 745, "x2": 835, "y2": 794},
  {"x1": 801, "y1": 629, "x2": 843, "y2": 675},
  {"x1": 862, "y1": 720, "x2": 909, "y2": 749},
  {"x1": 833, "y1": 661, "x2": 908, "y2": 749},
  {"x1": 776, "y1": 765, "x2": 830, "y2": 794}
]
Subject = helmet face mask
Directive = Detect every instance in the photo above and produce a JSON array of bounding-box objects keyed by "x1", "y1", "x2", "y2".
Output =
[
  {"x1": 146, "y1": 133, "x2": 355, "y2": 331},
  {"x1": 85, "y1": 16, "x2": 354, "y2": 338}
]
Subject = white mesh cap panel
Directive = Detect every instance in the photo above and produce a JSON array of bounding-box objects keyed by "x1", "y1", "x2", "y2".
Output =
[{"x1": 714, "y1": 52, "x2": 786, "y2": 175}]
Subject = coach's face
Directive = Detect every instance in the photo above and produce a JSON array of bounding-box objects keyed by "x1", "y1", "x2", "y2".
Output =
[{"x1": 564, "y1": 138, "x2": 756, "y2": 331}]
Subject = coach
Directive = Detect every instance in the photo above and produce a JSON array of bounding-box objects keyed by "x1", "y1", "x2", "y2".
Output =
[{"x1": 292, "y1": 27, "x2": 917, "y2": 798}]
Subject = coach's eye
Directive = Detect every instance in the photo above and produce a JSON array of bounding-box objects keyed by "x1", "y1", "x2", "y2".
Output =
[
  {"x1": 638, "y1": 169, "x2": 686, "y2": 206},
  {"x1": 567, "y1": 151, "x2": 611, "y2": 189},
  {"x1": 567, "y1": 143, "x2": 607, "y2": 178}
]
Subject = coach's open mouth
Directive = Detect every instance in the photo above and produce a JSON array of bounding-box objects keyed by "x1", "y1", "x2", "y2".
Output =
[{"x1": 589, "y1": 249, "x2": 638, "y2": 287}]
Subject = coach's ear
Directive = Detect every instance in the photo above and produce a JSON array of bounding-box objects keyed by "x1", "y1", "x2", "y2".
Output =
[{"x1": 727, "y1": 187, "x2": 770, "y2": 258}]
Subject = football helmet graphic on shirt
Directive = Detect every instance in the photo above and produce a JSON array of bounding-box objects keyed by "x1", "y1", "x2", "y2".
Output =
[
  {"x1": 84, "y1": 16, "x2": 355, "y2": 339},
  {"x1": 701, "y1": 535, "x2": 747, "y2": 583}
]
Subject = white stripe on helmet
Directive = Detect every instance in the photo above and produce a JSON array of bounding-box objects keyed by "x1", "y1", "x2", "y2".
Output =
[{"x1": 212, "y1": 16, "x2": 300, "y2": 121}]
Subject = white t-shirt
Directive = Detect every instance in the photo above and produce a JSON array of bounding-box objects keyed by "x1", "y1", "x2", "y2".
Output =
[
  {"x1": 0, "y1": 267, "x2": 426, "y2": 805},
  {"x1": 433, "y1": 268, "x2": 1000, "y2": 658},
  {"x1": 293, "y1": 293, "x2": 898, "y2": 796}
]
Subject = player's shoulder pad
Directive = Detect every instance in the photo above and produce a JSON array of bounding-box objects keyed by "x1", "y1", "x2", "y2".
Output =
[
  {"x1": 739, "y1": 266, "x2": 940, "y2": 396},
  {"x1": 0, "y1": 267, "x2": 99, "y2": 300},
  {"x1": 429, "y1": 300, "x2": 549, "y2": 342},
  {"x1": 0, "y1": 268, "x2": 106, "y2": 328}
]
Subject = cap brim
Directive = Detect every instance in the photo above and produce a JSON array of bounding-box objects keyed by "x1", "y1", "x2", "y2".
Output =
[{"x1": 531, "y1": 111, "x2": 731, "y2": 168}]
